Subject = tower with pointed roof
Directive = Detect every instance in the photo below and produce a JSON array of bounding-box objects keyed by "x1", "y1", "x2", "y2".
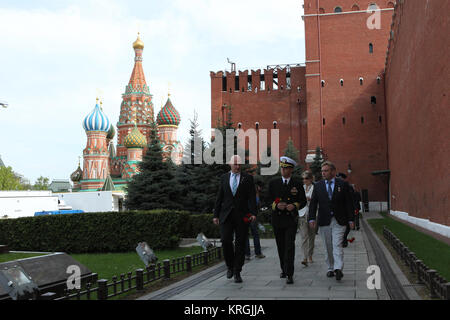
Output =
[
  {"x1": 114, "y1": 33, "x2": 154, "y2": 177},
  {"x1": 157, "y1": 93, "x2": 183, "y2": 165}
]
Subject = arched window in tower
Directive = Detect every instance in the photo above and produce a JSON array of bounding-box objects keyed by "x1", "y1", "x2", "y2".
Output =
[
  {"x1": 334, "y1": 6, "x2": 343, "y2": 13},
  {"x1": 360, "y1": 77, "x2": 364, "y2": 85},
  {"x1": 321, "y1": 80, "x2": 325, "y2": 87},
  {"x1": 342, "y1": 117, "x2": 346, "y2": 125},
  {"x1": 369, "y1": 43, "x2": 374, "y2": 53},
  {"x1": 371, "y1": 96, "x2": 377, "y2": 104},
  {"x1": 340, "y1": 79, "x2": 344, "y2": 86},
  {"x1": 368, "y1": 3, "x2": 378, "y2": 11},
  {"x1": 238, "y1": 122, "x2": 242, "y2": 129},
  {"x1": 273, "y1": 121, "x2": 277, "y2": 129},
  {"x1": 361, "y1": 116, "x2": 364, "y2": 124},
  {"x1": 255, "y1": 122, "x2": 259, "y2": 130},
  {"x1": 377, "y1": 76, "x2": 381, "y2": 84},
  {"x1": 352, "y1": 4, "x2": 360, "y2": 11}
]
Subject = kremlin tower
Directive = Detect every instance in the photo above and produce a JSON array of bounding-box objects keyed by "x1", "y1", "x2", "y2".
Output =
[{"x1": 75, "y1": 34, "x2": 183, "y2": 191}]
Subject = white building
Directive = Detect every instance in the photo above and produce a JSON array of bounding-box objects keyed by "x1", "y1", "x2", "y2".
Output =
[
  {"x1": 0, "y1": 191, "x2": 59, "y2": 219},
  {"x1": 0, "y1": 190, "x2": 125, "y2": 219},
  {"x1": 54, "y1": 191, "x2": 125, "y2": 213}
]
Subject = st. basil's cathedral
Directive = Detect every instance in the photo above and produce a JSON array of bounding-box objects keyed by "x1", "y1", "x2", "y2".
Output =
[{"x1": 70, "y1": 34, "x2": 183, "y2": 191}]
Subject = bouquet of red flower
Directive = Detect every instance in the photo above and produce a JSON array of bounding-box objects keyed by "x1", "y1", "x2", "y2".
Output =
[
  {"x1": 243, "y1": 213, "x2": 253, "y2": 224},
  {"x1": 274, "y1": 198, "x2": 281, "y2": 204}
]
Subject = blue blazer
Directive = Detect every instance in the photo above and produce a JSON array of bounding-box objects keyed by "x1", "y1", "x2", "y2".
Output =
[{"x1": 308, "y1": 177, "x2": 354, "y2": 227}]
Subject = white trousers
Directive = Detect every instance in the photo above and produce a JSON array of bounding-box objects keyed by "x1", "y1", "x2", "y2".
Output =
[{"x1": 319, "y1": 216, "x2": 347, "y2": 271}]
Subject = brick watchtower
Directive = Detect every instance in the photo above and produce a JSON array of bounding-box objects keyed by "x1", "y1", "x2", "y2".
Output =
[{"x1": 302, "y1": 0, "x2": 394, "y2": 200}]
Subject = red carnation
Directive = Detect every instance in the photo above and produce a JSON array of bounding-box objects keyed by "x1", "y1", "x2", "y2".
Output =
[{"x1": 243, "y1": 213, "x2": 252, "y2": 224}]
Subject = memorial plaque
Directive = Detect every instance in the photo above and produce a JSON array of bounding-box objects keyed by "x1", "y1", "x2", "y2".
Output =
[
  {"x1": 136, "y1": 242, "x2": 158, "y2": 267},
  {"x1": 0, "y1": 253, "x2": 92, "y2": 300},
  {"x1": 0, "y1": 266, "x2": 39, "y2": 300}
]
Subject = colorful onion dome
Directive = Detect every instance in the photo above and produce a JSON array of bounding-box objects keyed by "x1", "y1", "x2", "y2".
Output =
[
  {"x1": 133, "y1": 33, "x2": 144, "y2": 50},
  {"x1": 124, "y1": 125, "x2": 147, "y2": 148},
  {"x1": 107, "y1": 124, "x2": 116, "y2": 140},
  {"x1": 157, "y1": 97, "x2": 181, "y2": 126},
  {"x1": 83, "y1": 100, "x2": 111, "y2": 132}
]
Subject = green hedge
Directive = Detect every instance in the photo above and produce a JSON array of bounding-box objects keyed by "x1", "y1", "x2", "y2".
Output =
[
  {"x1": 178, "y1": 213, "x2": 221, "y2": 239},
  {"x1": 0, "y1": 210, "x2": 187, "y2": 253}
]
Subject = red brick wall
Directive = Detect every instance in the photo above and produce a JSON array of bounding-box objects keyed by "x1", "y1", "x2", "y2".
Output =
[
  {"x1": 303, "y1": 0, "x2": 393, "y2": 200},
  {"x1": 385, "y1": 0, "x2": 450, "y2": 225},
  {"x1": 210, "y1": 66, "x2": 307, "y2": 163}
]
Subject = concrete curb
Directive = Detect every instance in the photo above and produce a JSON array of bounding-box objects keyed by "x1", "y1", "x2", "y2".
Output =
[{"x1": 363, "y1": 213, "x2": 422, "y2": 300}]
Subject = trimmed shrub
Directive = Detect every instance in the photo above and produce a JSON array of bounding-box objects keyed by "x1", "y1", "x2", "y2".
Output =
[{"x1": 0, "y1": 210, "x2": 183, "y2": 253}]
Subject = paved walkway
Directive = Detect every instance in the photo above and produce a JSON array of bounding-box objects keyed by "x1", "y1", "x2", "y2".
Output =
[{"x1": 140, "y1": 212, "x2": 409, "y2": 300}]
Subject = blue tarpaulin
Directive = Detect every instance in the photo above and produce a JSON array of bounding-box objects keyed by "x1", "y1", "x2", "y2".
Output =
[{"x1": 34, "y1": 210, "x2": 84, "y2": 216}]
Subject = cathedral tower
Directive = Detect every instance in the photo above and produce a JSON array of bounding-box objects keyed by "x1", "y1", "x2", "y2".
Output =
[{"x1": 81, "y1": 99, "x2": 111, "y2": 190}]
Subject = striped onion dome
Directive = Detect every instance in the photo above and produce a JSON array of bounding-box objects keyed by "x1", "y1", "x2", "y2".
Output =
[
  {"x1": 157, "y1": 97, "x2": 180, "y2": 126},
  {"x1": 82, "y1": 101, "x2": 111, "y2": 132},
  {"x1": 124, "y1": 125, "x2": 147, "y2": 148}
]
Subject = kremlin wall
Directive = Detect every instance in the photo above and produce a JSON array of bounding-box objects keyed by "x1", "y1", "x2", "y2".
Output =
[{"x1": 210, "y1": 1, "x2": 449, "y2": 233}]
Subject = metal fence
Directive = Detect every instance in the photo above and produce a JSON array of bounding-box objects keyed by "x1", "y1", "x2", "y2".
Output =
[
  {"x1": 45, "y1": 246, "x2": 222, "y2": 300},
  {"x1": 383, "y1": 226, "x2": 450, "y2": 300}
]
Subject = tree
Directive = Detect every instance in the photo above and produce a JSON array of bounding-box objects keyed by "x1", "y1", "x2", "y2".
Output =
[
  {"x1": 125, "y1": 121, "x2": 183, "y2": 210},
  {"x1": 33, "y1": 176, "x2": 49, "y2": 190},
  {"x1": 0, "y1": 166, "x2": 23, "y2": 190},
  {"x1": 309, "y1": 146, "x2": 324, "y2": 182}
]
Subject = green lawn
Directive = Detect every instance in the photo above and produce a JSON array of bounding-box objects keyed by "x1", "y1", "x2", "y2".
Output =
[
  {"x1": 71, "y1": 246, "x2": 205, "y2": 280},
  {"x1": 368, "y1": 213, "x2": 450, "y2": 281},
  {"x1": 0, "y1": 252, "x2": 48, "y2": 264}
]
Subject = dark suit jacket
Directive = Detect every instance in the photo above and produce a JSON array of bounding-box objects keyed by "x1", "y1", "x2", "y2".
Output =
[
  {"x1": 308, "y1": 177, "x2": 354, "y2": 227},
  {"x1": 214, "y1": 172, "x2": 257, "y2": 224},
  {"x1": 269, "y1": 176, "x2": 307, "y2": 228}
]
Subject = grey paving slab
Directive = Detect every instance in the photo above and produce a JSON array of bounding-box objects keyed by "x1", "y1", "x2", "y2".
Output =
[{"x1": 139, "y1": 215, "x2": 419, "y2": 300}]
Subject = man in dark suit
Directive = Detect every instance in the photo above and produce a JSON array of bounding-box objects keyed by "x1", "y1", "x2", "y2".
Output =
[
  {"x1": 269, "y1": 156, "x2": 307, "y2": 284},
  {"x1": 213, "y1": 155, "x2": 257, "y2": 283},
  {"x1": 308, "y1": 161, "x2": 354, "y2": 281}
]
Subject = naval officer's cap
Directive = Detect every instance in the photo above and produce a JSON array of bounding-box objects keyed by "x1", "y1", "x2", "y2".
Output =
[{"x1": 280, "y1": 156, "x2": 297, "y2": 168}]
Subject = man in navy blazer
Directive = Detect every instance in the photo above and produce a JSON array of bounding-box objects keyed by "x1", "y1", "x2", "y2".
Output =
[
  {"x1": 308, "y1": 161, "x2": 354, "y2": 281},
  {"x1": 213, "y1": 155, "x2": 257, "y2": 283}
]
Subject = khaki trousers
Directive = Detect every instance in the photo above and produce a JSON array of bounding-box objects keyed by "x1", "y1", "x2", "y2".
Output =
[{"x1": 298, "y1": 215, "x2": 316, "y2": 260}]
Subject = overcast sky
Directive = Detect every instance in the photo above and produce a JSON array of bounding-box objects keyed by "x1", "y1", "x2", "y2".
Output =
[{"x1": 0, "y1": 0, "x2": 305, "y2": 184}]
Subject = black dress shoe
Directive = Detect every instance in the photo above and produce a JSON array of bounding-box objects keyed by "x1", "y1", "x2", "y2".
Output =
[
  {"x1": 286, "y1": 276, "x2": 294, "y2": 284},
  {"x1": 335, "y1": 269, "x2": 343, "y2": 281},
  {"x1": 326, "y1": 271, "x2": 335, "y2": 277},
  {"x1": 226, "y1": 269, "x2": 233, "y2": 279},
  {"x1": 280, "y1": 272, "x2": 287, "y2": 278},
  {"x1": 234, "y1": 273, "x2": 243, "y2": 283}
]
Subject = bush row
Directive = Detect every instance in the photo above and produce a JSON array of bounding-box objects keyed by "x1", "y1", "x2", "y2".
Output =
[{"x1": 0, "y1": 210, "x2": 220, "y2": 254}]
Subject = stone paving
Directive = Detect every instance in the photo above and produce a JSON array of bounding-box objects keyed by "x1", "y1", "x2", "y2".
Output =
[{"x1": 141, "y1": 214, "x2": 390, "y2": 300}]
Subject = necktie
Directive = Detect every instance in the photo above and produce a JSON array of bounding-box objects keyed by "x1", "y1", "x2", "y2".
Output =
[
  {"x1": 327, "y1": 180, "x2": 333, "y2": 200},
  {"x1": 232, "y1": 174, "x2": 238, "y2": 196}
]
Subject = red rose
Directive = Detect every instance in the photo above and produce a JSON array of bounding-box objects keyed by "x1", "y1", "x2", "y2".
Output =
[{"x1": 275, "y1": 198, "x2": 281, "y2": 204}]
